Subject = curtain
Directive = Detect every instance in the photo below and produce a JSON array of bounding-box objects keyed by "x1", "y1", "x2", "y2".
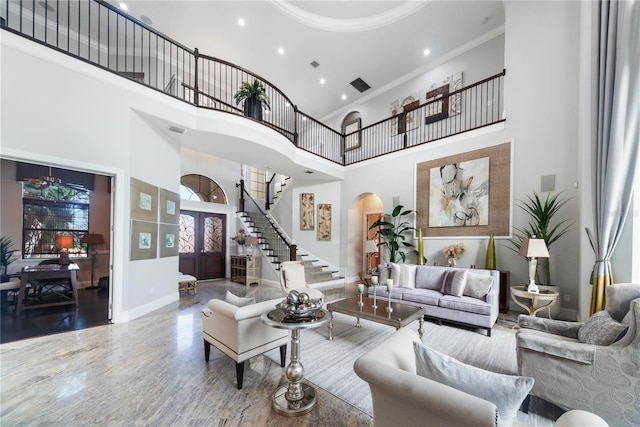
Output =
[{"x1": 586, "y1": 0, "x2": 640, "y2": 315}]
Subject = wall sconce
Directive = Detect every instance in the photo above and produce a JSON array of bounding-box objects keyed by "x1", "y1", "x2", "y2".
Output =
[
  {"x1": 56, "y1": 235, "x2": 74, "y2": 265},
  {"x1": 518, "y1": 237, "x2": 549, "y2": 294}
]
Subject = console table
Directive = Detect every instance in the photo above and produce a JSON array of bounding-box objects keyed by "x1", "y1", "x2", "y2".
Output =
[
  {"x1": 16, "y1": 264, "x2": 80, "y2": 314},
  {"x1": 230, "y1": 255, "x2": 261, "y2": 286}
]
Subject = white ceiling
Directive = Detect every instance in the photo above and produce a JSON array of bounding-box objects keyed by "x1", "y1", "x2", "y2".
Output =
[{"x1": 110, "y1": 1, "x2": 505, "y2": 121}]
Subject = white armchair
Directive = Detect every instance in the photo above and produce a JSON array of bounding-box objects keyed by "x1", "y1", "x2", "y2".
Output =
[
  {"x1": 516, "y1": 283, "x2": 640, "y2": 427},
  {"x1": 279, "y1": 260, "x2": 324, "y2": 301},
  {"x1": 201, "y1": 297, "x2": 288, "y2": 389}
]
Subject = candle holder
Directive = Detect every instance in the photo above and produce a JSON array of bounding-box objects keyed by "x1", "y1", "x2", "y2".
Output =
[
  {"x1": 358, "y1": 293, "x2": 364, "y2": 307},
  {"x1": 372, "y1": 285, "x2": 378, "y2": 309},
  {"x1": 385, "y1": 293, "x2": 393, "y2": 313}
]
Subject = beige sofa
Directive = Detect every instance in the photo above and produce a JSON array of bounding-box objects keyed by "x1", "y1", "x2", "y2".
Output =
[{"x1": 354, "y1": 327, "x2": 608, "y2": 427}]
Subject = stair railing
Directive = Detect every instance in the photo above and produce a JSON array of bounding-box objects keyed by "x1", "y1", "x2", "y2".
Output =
[{"x1": 237, "y1": 180, "x2": 296, "y2": 262}]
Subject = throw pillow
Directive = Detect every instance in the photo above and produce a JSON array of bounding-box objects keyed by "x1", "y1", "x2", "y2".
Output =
[
  {"x1": 578, "y1": 310, "x2": 628, "y2": 345},
  {"x1": 414, "y1": 342, "x2": 534, "y2": 426},
  {"x1": 225, "y1": 291, "x2": 255, "y2": 307},
  {"x1": 441, "y1": 269, "x2": 469, "y2": 297},
  {"x1": 377, "y1": 265, "x2": 390, "y2": 285},
  {"x1": 389, "y1": 263, "x2": 402, "y2": 286},
  {"x1": 464, "y1": 273, "x2": 494, "y2": 300},
  {"x1": 401, "y1": 264, "x2": 417, "y2": 288}
]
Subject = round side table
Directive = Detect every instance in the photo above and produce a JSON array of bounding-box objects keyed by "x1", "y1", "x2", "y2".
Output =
[
  {"x1": 510, "y1": 285, "x2": 559, "y2": 318},
  {"x1": 261, "y1": 308, "x2": 329, "y2": 417}
]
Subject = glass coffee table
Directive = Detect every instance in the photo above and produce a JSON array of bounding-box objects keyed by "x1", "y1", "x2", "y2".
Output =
[{"x1": 326, "y1": 296, "x2": 425, "y2": 340}]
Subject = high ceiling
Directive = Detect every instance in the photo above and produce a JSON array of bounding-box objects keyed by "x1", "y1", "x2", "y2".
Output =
[{"x1": 108, "y1": 1, "x2": 505, "y2": 121}]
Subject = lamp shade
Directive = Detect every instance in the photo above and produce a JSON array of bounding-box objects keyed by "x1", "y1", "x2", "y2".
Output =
[
  {"x1": 81, "y1": 233, "x2": 104, "y2": 245},
  {"x1": 518, "y1": 238, "x2": 549, "y2": 258},
  {"x1": 56, "y1": 235, "x2": 74, "y2": 250},
  {"x1": 246, "y1": 236, "x2": 259, "y2": 246},
  {"x1": 364, "y1": 240, "x2": 378, "y2": 253}
]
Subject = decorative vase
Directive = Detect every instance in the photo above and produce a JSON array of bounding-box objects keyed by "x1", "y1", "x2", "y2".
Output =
[
  {"x1": 417, "y1": 228, "x2": 425, "y2": 265},
  {"x1": 485, "y1": 233, "x2": 496, "y2": 270},
  {"x1": 237, "y1": 244, "x2": 246, "y2": 256},
  {"x1": 448, "y1": 257, "x2": 457, "y2": 268}
]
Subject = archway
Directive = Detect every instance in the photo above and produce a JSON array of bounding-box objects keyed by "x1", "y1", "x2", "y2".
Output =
[{"x1": 346, "y1": 192, "x2": 384, "y2": 279}]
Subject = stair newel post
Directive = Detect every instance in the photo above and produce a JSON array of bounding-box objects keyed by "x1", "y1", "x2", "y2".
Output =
[
  {"x1": 194, "y1": 48, "x2": 199, "y2": 107},
  {"x1": 238, "y1": 179, "x2": 245, "y2": 213},
  {"x1": 289, "y1": 244, "x2": 297, "y2": 262}
]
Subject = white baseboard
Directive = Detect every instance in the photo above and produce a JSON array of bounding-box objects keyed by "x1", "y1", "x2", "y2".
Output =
[{"x1": 115, "y1": 292, "x2": 178, "y2": 323}]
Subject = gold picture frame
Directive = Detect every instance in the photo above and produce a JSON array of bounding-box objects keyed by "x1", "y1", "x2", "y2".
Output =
[
  {"x1": 158, "y1": 223, "x2": 180, "y2": 258},
  {"x1": 159, "y1": 188, "x2": 180, "y2": 225},
  {"x1": 131, "y1": 178, "x2": 158, "y2": 222},
  {"x1": 317, "y1": 204, "x2": 332, "y2": 241},
  {"x1": 300, "y1": 193, "x2": 314, "y2": 230},
  {"x1": 130, "y1": 220, "x2": 157, "y2": 261}
]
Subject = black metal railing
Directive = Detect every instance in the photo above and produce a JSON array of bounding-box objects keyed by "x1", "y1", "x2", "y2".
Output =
[
  {"x1": 1, "y1": 0, "x2": 505, "y2": 166},
  {"x1": 237, "y1": 180, "x2": 296, "y2": 263}
]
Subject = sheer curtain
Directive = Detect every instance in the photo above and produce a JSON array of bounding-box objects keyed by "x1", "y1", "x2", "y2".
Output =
[{"x1": 586, "y1": 0, "x2": 640, "y2": 314}]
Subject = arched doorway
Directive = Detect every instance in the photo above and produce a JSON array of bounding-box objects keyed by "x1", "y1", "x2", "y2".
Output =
[
  {"x1": 178, "y1": 175, "x2": 227, "y2": 280},
  {"x1": 347, "y1": 193, "x2": 383, "y2": 278}
]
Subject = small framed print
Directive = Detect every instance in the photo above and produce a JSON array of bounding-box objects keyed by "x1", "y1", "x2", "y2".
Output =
[
  {"x1": 160, "y1": 188, "x2": 180, "y2": 225},
  {"x1": 131, "y1": 178, "x2": 158, "y2": 222},
  {"x1": 159, "y1": 223, "x2": 179, "y2": 258},
  {"x1": 130, "y1": 220, "x2": 157, "y2": 260}
]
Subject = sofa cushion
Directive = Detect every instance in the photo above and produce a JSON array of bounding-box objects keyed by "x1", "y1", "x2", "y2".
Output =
[
  {"x1": 439, "y1": 295, "x2": 492, "y2": 315},
  {"x1": 441, "y1": 269, "x2": 469, "y2": 297},
  {"x1": 464, "y1": 273, "x2": 494, "y2": 300},
  {"x1": 414, "y1": 342, "x2": 534, "y2": 426},
  {"x1": 415, "y1": 266, "x2": 448, "y2": 290},
  {"x1": 578, "y1": 310, "x2": 628, "y2": 345},
  {"x1": 377, "y1": 265, "x2": 390, "y2": 285},
  {"x1": 225, "y1": 291, "x2": 255, "y2": 307},
  {"x1": 389, "y1": 263, "x2": 417, "y2": 288},
  {"x1": 401, "y1": 289, "x2": 442, "y2": 306}
]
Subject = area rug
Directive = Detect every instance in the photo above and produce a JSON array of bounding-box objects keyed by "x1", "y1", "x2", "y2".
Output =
[{"x1": 263, "y1": 314, "x2": 563, "y2": 426}]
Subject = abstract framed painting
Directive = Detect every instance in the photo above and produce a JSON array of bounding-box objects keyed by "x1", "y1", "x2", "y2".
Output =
[
  {"x1": 415, "y1": 142, "x2": 512, "y2": 238},
  {"x1": 300, "y1": 193, "x2": 314, "y2": 230},
  {"x1": 317, "y1": 204, "x2": 332, "y2": 241}
]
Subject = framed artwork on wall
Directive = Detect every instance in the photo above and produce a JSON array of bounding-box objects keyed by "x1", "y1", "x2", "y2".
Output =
[
  {"x1": 317, "y1": 204, "x2": 332, "y2": 241},
  {"x1": 130, "y1": 220, "x2": 157, "y2": 260},
  {"x1": 425, "y1": 71, "x2": 463, "y2": 125},
  {"x1": 300, "y1": 193, "x2": 314, "y2": 230},
  {"x1": 159, "y1": 223, "x2": 180, "y2": 258},
  {"x1": 131, "y1": 178, "x2": 158, "y2": 222},
  {"x1": 415, "y1": 142, "x2": 512, "y2": 238},
  {"x1": 159, "y1": 188, "x2": 180, "y2": 225}
]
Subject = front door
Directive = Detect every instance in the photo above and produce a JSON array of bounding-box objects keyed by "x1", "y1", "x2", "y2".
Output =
[{"x1": 179, "y1": 210, "x2": 226, "y2": 280}]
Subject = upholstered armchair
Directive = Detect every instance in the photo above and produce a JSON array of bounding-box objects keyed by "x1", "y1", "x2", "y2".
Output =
[
  {"x1": 201, "y1": 297, "x2": 288, "y2": 389},
  {"x1": 516, "y1": 283, "x2": 640, "y2": 427},
  {"x1": 279, "y1": 260, "x2": 324, "y2": 301}
]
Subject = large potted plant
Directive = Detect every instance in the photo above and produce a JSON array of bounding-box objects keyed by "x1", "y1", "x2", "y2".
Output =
[
  {"x1": 234, "y1": 79, "x2": 271, "y2": 121},
  {"x1": 0, "y1": 236, "x2": 18, "y2": 282},
  {"x1": 507, "y1": 191, "x2": 572, "y2": 286},
  {"x1": 368, "y1": 205, "x2": 415, "y2": 263}
]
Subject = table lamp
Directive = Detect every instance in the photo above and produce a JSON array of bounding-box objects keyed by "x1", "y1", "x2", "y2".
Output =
[
  {"x1": 518, "y1": 237, "x2": 549, "y2": 294},
  {"x1": 364, "y1": 239, "x2": 377, "y2": 273},
  {"x1": 81, "y1": 233, "x2": 104, "y2": 288},
  {"x1": 56, "y1": 235, "x2": 74, "y2": 265}
]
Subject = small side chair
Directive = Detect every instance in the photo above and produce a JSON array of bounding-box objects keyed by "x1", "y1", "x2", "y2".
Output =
[
  {"x1": 201, "y1": 297, "x2": 288, "y2": 389},
  {"x1": 279, "y1": 260, "x2": 324, "y2": 301}
]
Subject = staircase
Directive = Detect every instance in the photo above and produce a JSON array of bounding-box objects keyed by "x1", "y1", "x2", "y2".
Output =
[{"x1": 238, "y1": 210, "x2": 339, "y2": 285}]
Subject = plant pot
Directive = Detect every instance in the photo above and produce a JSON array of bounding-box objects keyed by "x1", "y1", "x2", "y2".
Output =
[{"x1": 243, "y1": 98, "x2": 263, "y2": 121}]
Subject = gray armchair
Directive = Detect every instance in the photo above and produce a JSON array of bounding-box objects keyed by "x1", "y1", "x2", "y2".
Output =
[{"x1": 516, "y1": 283, "x2": 640, "y2": 427}]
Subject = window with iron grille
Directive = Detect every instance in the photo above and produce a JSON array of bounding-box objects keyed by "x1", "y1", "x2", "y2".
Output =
[{"x1": 22, "y1": 182, "x2": 90, "y2": 258}]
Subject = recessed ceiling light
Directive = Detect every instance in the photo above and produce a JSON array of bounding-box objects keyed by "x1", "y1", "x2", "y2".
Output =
[
  {"x1": 341, "y1": 94, "x2": 347, "y2": 101},
  {"x1": 423, "y1": 48, "x2": 431, "y2": 56},
  {"x1": 119, "y1": 2, "x2": 128, "y2": 11},
  {"x1": 278, "y1": 47, "x2": 284, "y2": 55},
  {"x1": 140, "y1": 15, "x2": 153, "y2": 25},
  {"x1": 319, "y1": 78, "x2": 325, "y2": 85},
  {"x1": 238, "y1": 18, "x2": 245, "y2": 26}
]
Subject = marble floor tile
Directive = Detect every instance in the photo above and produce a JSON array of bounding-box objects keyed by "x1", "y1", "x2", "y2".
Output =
[{"x1": 1, "y1": 280, "x2": 370, "y2": 426}]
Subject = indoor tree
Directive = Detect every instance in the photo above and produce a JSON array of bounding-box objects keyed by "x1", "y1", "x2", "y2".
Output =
[{"x1": 368, "y1": 204, "x2": 415, "y2": 263}]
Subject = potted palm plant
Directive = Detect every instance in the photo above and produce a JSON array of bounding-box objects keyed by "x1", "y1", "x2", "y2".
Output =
[
  {"x1": 506, "y1": 191, "x2": 572, "y2": 286},
  {"x1": 1, "y1": 236, "x2": 18, "y2": 282},
  {"x1": 368, "y1": 205, "x2": 415, "y2": 263},
  {"x1": 234, "y1": 79, "x2": 271, "y2": 121}
]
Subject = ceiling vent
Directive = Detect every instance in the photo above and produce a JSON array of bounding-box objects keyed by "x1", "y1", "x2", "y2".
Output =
[
  {"x1": 305, "y1": 170, "x2": 314, "y2": 174},
  {"x1": 310, "y1": 60, "x2": 320, "y2": 68},
  {"x1": 350, "y1": 78, "x2": 371, "y2": 93},
  {"x1": 168, "y1": 126, "x2": 186, "y2": 134}
]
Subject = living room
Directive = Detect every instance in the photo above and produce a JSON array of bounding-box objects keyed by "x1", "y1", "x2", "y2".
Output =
[{"x1": 1, "y1": 0, "x2": 638, "y2": 425}]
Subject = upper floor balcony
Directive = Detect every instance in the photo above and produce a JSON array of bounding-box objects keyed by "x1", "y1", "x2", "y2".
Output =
[{"x1": 1, "y1": 0, "x2": 505, "y2": 166}]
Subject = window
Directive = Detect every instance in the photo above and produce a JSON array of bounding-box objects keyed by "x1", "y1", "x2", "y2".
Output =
[
  {"x1": 180, "y1": 174, "x2": 227, "y2": 204},
  {"x1": 250, "y1": 167, "x2": 266, "y2": 201},
  {"x1": 22, "y1": 182, "x2": 90, "y2": 258}
]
